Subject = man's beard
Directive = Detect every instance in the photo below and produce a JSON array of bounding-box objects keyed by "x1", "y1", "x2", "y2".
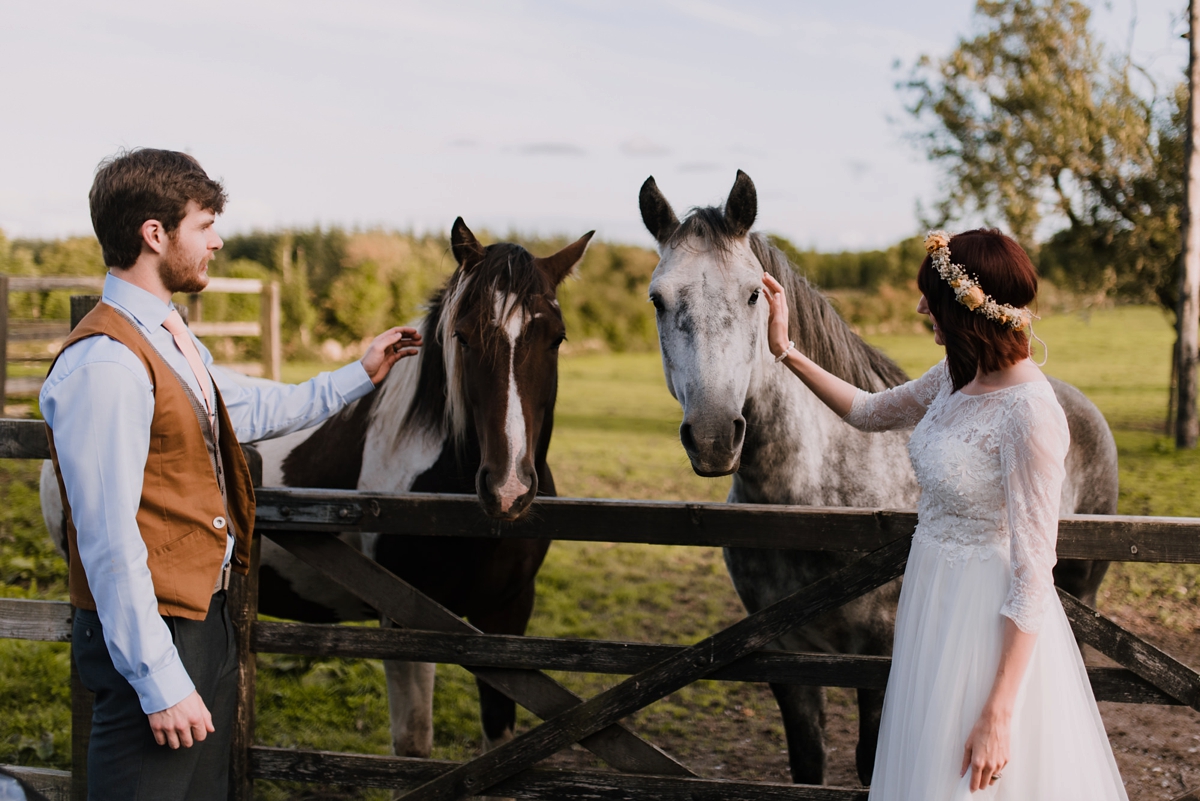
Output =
[{"x1": 158, "y1": 239, "x2": 209, "y2": 294}]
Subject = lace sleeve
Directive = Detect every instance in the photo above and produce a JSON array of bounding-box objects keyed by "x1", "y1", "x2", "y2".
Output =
[
  {"x1": 841, "y1": 360, "x2": 946, "y2": 432},
  {"x1": 998, "y1": 388, "x2": 1071, "y2": 633}
]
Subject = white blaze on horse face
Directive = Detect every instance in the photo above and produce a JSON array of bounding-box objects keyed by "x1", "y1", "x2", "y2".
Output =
[{"x1": 494, "y1": 292, "x2": 531, "y2": 512}]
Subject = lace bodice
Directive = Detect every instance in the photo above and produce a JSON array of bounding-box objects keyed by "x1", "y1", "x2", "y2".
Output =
[{"x1": 843, "y1": 361, "x2": 1070, "y2": 632}]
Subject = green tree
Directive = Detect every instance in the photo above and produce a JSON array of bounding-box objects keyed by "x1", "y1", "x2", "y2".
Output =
[{"x1": 902, "y1": 0, "x2": 1184, "y2": 309}]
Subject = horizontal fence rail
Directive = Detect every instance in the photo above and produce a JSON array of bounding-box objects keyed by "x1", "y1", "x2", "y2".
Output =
[
  {"x1": 1, "y1": 279, "x2": 281, "y2": 407},
  {"x1": 4, "y1": 419, "x2": 1200, "y2": 562},
  {"x1": 254, "y1": 487, "x2": 1200, "y2": 563},
  {"x1": 252, "y1": 620, "x2": 1178, "y2": 705},
  {"x1": 4, "y1": 276, "x2": 264, "y2": 294}
]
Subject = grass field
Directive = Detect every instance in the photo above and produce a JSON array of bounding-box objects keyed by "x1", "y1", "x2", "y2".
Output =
[{"x1": 2, "y1": 305, "x2": 1197, "y2": 799}]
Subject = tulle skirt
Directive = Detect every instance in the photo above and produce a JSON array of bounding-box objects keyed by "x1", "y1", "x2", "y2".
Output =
[{"x1": 867, "y1": 536, "x2": 1128, "y2": 800}]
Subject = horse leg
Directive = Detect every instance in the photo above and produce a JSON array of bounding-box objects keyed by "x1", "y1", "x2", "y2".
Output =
[
  {"x1": 770, "y1": 682, "x2": 826, "y2": 785},
  {"x1": 467, "y1": 581, "x2": 538, "y2": 753},
  {"x1": 854, "y1": 686, "x2": 884, "y2": 785},
  {"x1": 382, "y1": 652, "x2": 435, "y2": 757},
  {"x1": 1053, "y1": 559, "x2": 1111, "y2": 607}
]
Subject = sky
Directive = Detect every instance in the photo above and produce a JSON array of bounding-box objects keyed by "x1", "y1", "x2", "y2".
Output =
[{"x1": 0, "y1": 0, "x2": 1189, "y2": 250}]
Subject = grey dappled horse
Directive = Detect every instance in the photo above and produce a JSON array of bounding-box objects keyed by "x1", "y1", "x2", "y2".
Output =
[{"x1": 639, "y1": 171, "x2": 1118, "y2": 786}]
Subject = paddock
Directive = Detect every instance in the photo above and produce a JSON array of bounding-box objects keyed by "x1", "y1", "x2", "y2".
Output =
[{"x1": 1, "y1": 415, "x2": 1198, "y2": 800}]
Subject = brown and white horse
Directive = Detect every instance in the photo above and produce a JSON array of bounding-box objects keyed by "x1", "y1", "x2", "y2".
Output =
[{"x1": 43, "y1": 218, "x2": 592, "y2": 758}]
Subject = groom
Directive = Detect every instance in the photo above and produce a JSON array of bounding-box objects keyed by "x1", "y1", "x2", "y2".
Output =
[{"x1": 42, "y1": 148, "x2": 421, "y2": 800}]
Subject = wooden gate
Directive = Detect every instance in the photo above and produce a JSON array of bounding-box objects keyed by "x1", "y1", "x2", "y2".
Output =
[{"x1": 0, "y1": 297, "x2": 1197, "y2": 799}]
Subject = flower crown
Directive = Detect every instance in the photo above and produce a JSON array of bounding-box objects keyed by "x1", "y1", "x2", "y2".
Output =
[{"x1": 924, "y1": 231, "x2": 1032, "y2": 330}]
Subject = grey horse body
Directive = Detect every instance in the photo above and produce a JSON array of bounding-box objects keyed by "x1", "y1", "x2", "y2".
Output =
[{"x1": 639, "y1": 171, "x2": 1118, "y2": 786}]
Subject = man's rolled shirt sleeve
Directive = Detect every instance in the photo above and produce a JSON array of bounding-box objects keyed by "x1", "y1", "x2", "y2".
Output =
[
  {"x1": 212, "y1": 355, "x2": 375, "y2": 442},
  {"x1": 41, "y1": 347, "x2": 195, "y2": 714}
]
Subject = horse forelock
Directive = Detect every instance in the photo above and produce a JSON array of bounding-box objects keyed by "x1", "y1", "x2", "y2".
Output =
[
  {"x1": 662, "y1": 208, "x2": 907, "y2": 392},
  {"x1": 405, "y1": 243, "x2": 553, "y2": 445},
  {"x1": 665, "y1": 206, "x2": 741, "y2": 256}
]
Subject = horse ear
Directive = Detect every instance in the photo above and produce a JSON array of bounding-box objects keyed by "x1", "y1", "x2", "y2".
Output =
[
  {"x1": 535, "y1": 230, "x2": 595, "y2": 287},
  {"x1": 724, "y1": 170, "x2": 757, "y2": 237},
  {"x1": 639, "y1": 176, "x2": 680, "y2": 245},
  {"x1": 451, "y1": 217, "x2": 486, "y2": 271}
]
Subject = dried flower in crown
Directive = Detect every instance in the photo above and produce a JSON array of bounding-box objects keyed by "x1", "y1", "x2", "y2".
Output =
[{"x1": 923, "y1": 230, "x2": 1032, "y2": 331}]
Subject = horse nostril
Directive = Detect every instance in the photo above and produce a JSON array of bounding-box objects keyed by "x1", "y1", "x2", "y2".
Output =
[
  {"x1": 477, "y1": 467, "x2": 492, "y2": 493},
  {"x1": 731, "y1": 417, "x2": 746, "y2": 450},
  {"x1": 679, "y1": 422, "x2": 697, "y2": 453}
]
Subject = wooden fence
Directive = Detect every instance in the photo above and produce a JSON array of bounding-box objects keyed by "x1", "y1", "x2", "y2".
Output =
[
  {"x1": 0, "y1": 296, "x2": 1197, "y2": 800},
  {"x1": 2, "y1": 418, "x2": 1199, "y2": 800},
  {"x1": 0, "y1": 274, "x2": 282, "y2": 407}
]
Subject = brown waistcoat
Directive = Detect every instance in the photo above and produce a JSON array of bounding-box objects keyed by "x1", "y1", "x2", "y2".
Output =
[{"x1": 46, "y1": 302, "x2": 256, "y2": 620}]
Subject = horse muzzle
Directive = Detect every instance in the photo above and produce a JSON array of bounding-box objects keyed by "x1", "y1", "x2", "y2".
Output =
[
  {"x1": 477, "y1": 464, "x2": 538, "y2": 521},
  {"x1": 679, "y1": 416, "x2": 745, "y2": 477}
]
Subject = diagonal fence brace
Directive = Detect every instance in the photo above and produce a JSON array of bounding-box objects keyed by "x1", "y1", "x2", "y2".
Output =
[
  {"x1": 1059, "y1": 588, "x2": 1200, "y2": 711},
  {"x1": 265, "y1": 531, "x2": 693, "y2": 777},
  {"x1": 396, "y1": 535, "x2": 913, "y2": 801}
]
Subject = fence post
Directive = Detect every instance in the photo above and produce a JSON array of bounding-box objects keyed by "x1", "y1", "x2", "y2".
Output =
[
  {"x1": 186, "y1": 292, "x2": 203, "y2": 326},
  {"x1": 228, "y1": 444, "x2": 262, "y2": 801},
  {"x1": 1, "y1": 274, "x2": 9, "y2": 411},
  {"x1": 68, "y1": 295, "x2": 100, "y2": 801},
  {"x1": 260, "y1": 282, "x2": 281, "y2": 382}
]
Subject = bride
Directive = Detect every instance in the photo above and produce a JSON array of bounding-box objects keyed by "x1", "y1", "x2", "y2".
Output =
[{"x1": 761, "y1": 229, "x2": 1127, "y2": 799}]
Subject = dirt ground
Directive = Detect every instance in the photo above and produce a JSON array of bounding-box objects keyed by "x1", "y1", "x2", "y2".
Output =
[{"x1": 541, "y1": 604, "x2": 1199, "y2": 800}]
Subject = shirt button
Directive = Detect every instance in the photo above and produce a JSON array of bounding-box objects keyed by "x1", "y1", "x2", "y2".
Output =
[{"x1": 213, "y1": 516, "x2": 227, "y2": 529}]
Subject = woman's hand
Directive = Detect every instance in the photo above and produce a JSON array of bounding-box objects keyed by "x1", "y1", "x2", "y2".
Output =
[
  {"x1": 961, "y1": 704, "x2": 1011, "y2": 792},
  {"x1": 361, "y1": 326, "x2": 423, "y2": 386},
  {"x1": 762, "y1": 272, "x2": 794, "y2": 359}
]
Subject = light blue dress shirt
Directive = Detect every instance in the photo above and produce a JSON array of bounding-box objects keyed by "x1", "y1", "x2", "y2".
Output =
[{"x1": 40, "y1": 273, "x2": 375, "y2": 714}]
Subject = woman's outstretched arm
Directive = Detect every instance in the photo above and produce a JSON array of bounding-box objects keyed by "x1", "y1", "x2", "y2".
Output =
[{"x1": 763, "y1": 272, "x2": 859, "y2": 416}]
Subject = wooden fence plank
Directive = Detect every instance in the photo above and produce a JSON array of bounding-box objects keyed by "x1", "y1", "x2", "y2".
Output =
[
  {"x1": 1059, "y1": 589, "x2": 1200, "y2": 711},
  {"x1": 6, "y1": 276, "x2": 104, "y2": 292},
  {"x1": 8, "y1": 320, "x2": 70, "y2": 342},
  {"x1": 253, "y1": 488, "x2": 1200, "y2": 563},
  {"x1": 395, "y1": 537, "x2": 911, "y2": 801},
  {"x1": 249, "y1": 747, "x2": 868, "y2": 800},
  {"x1": 260, "y1": 282, "x2": 281, "y2": 382},
  {"x1": 265, "y1": 531, "x2": 695, "y2": 778},
  {"x1": 252, "y1": 621, "x2": 1178, "y2": 705},
  {"x1": 0, "y1": 275, "x2": 8, "y2": 408},
  {"x1": 228, "y1": 536, "x2": 260, "y2": 801},
  {"x1": 1, "y1": 764, "x2": 71, "y2": 801},
  {"x1": 0, "y1": 598, "x2": 72, "y2": 641},
  {"x1": 0, "y1": 418, "x2": 50, "y2": 459},
  {"x1": 205, "y1": 277, "x2": 263, "y2": 293}
]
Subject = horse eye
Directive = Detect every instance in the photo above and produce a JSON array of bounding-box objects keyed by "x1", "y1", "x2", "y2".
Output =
[
  {"x1": 749, "y1": 288, "x2": 760, "y2": 306},
  {"x1": 649, "y1": 293, "x2": 665, "y2": 313},
  {"x1": 452, "y1": 331, "x2": 469, "y2": 348},
  {"x1": 550, "y1": 334, "x2": 566, "y2": 350}
]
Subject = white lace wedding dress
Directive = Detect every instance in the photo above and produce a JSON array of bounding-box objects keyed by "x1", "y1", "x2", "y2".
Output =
[{"x1": 843, "y1": 361, "x2": 1127, "y2": 800}]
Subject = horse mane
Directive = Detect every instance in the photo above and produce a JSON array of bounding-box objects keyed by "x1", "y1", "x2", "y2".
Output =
[
  {"x1": 405, "y1": 242, "x2": 553, "y2": 441},
  {"x1": 748, "y1": 234, "x2": 908, "y2": 391}
]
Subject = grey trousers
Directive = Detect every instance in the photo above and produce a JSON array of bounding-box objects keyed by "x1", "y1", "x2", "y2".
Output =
[{"x1": 73, "y1": 591, "x2": 238, "y2": 801}]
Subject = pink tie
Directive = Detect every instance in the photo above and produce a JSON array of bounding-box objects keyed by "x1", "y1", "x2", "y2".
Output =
[{"x1": 162, "y1": 309, "x2": 215, "y2": 432}]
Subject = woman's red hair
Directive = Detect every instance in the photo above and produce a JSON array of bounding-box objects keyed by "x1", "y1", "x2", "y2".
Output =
[{"x1": 916, "y1": 229, "x2": 1037, "y2": 391}]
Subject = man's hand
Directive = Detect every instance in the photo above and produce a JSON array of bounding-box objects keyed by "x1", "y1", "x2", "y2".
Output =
[
  {"x1": 361, "y1": 326, "x2": 423, "y2": 385},
  {"x1": 148, "y1": 690, "x2": 213, "y2": 749}
]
